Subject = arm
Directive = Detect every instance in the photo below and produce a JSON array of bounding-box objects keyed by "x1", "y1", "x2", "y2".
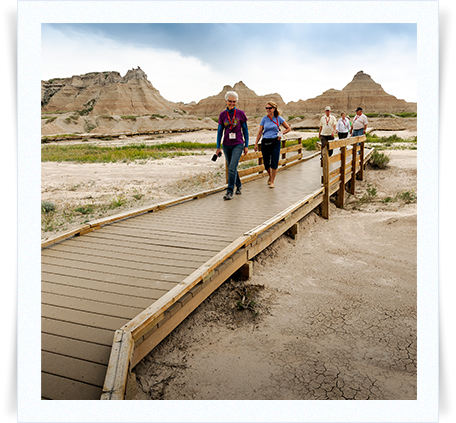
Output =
[
  {"x1": 241, "y1": 121, "x2": 249, "y2": 154},
  {"x1": 280, "y1": 121, "x2": 292, "y2": 138},
  {"x1": 254, "y1": 125, "x2": 264, "y2": 151},
  {"x1": 216, "y1": 124, "x2": 223, "y2": 154}
]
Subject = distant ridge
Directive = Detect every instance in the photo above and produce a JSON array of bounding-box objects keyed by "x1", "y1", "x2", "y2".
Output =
[{"x1": 42, "y1": 69, "x2": 416, "y2": 118}]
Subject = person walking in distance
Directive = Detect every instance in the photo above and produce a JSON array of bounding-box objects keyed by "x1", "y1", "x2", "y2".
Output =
[
  {"x1": 318, "y1": 106, "x2": 337, "y2": 157},
  {"x1": 350, "y1": 107, "x2": 368, "y2": 137},
  {"x1": 336, "y1": 112, "x2": 351, "y2": 139},
  {"x1": 215, "y1": 91, "x2": 249, "y2": 200}
]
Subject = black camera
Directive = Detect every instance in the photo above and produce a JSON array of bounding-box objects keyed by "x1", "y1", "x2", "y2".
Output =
[{"x1": 211, "y1": 152, "x2": 222, "y2": 161}]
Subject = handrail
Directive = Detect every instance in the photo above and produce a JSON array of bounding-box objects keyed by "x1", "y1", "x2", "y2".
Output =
[
  {"x1": 227, "y1": 137, "x2": 303, "y2": 183},
  {"x1": 321, "y1": 134, "x2": 369, "y2": 218}
]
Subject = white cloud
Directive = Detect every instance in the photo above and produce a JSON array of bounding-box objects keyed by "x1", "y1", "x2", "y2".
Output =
[{"x1": 42, "y1": 25, "x2": 417, "y2": 106}]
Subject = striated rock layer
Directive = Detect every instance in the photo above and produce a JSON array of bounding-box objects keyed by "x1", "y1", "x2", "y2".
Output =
[
  {"x1": 42, "y1": 67, "x2": 184, "y2": 116},
  {"x1": 189, "y1": 81, "x2": 288, "y2": 117},
  {"x1": 287, "y1": 71, "x2": 416, "y2": 115}
]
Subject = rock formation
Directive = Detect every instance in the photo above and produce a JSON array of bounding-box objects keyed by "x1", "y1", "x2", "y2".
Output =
[
  {"x1": 189, "y1": 81, "x2": 288, "y2": 117},
  {"x1": 41, "y1": 67, "x2": 183, "y2": 116},
  {"x1": 42, "y1": 68, "x2": 417, "y2": 136},
  {"x1": 287, "y1": 71, "x2": 416, "y2": 115}
]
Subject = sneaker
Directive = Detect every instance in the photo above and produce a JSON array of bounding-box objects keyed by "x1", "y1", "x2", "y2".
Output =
[
  {"x1": 223, "y1": 192, "x2": 233, "y2": 200},
  {"x1": 235, "y1": 187, "x2": 242, "y2": 195}
]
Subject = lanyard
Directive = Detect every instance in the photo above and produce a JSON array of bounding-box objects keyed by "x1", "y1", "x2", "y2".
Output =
[
  {"x1": 226, "y1": 108, "x2": 237, "y2": 129},
  {"x1": 325, "y1": 116, "x2": 331, "y2": 126},
  {"x1": 268, "y1": 115, "x2": 280, "y2": 128}
]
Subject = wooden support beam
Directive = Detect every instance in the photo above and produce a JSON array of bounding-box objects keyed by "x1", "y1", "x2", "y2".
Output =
[
  {"x1": 321, "y1": 145, "x2": 330, "y2": 219},
  {"x1": 350, "y1": 144, "x2": 358, "y2": 195},
  {"x1": 239, "y1": 261, "x2": 253, "y2": 280},
  {"x1": 337, "y1": 146, "x2": 347, "y2": 208},
  {"x1": 287, "y1": 223, "x2": 299, "y2": 240}
]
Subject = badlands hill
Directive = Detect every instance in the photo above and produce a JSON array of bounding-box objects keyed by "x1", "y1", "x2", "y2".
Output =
[
  {"x1": 287, "y1": 71, "x2": 416, "y2": 115},
  {"x1": 189, "y1": 81, "x2": 288, "y2": 117},
  {"x1": 41, "y1": 68, "x2": 416, "y2": 137},
  {"x1": 42, "y1": 67, "x2": 186, "y2": 116}
]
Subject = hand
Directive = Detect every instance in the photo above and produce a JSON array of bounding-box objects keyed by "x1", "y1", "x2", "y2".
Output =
[
  {"x1": 216, "y1": 148, "x2": 222, "y2": 155},
  {"x1": 243, "y1": 147, "x2": 248, "y2": 155},
  {"x1": 254, "y1": 144, "x2": 258, "y2": 152}
]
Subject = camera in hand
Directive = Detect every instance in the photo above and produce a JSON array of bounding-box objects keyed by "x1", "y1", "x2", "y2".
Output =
[{"x1": 211, "y1": 152, "x2": 222, "y2": 161}]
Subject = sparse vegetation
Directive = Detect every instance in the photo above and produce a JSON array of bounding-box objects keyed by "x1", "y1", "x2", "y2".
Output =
[
  {"x1": 397, "y1": 190, "x2": 417, "y2": 204},
  {"x1": 41, "y1": 201, "x2": 56, "y2": 213},
  {"x1": 41, "y1": 142, "x2": 216, "y2": 163},
  {"x1": 369, "y1": 149, "x2": 391, "y2": 168},
  {"x1": 301, "y1": 137, "x2": 319, "y2": 151}
]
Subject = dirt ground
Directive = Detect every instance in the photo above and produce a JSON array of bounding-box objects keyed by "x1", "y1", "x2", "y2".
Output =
[{"x1": 129, "y1": 148, "x2": 417, "y2": 401}]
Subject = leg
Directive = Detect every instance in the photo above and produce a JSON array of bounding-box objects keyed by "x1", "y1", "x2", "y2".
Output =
[
  {"x1": 269, "y1": 141, "x2": 281, "y2": 187},
  {"x1": 262, "y1": 142, "x2": 272, "y2": 182},
  {"x1": 224, "y1": 144, "x2": 243, "y2": 194}
]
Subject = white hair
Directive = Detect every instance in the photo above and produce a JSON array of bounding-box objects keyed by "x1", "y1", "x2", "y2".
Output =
[{"x1": 225, "y1": 91, "x2": 239, "y2": 101}]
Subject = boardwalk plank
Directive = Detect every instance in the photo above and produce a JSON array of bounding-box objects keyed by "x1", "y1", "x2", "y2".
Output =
[
  {"x1": 42, "y1": 281, "x2": 155, "y2": 309},
  {"x1": 42, "y1": 249, "x2": 195, "y2": 276},
  {"x1": 41, "y1": 255, "x2": 186, "y2": 282},
  {"x1": 42, "y1": 292, "x2": 143, "y2": 320},
  {"x1": 58, "y1": 235, "x2": 215, "y2": 261},
  {"x1": 42, "y1": 304, "x2": 129, "y2": 332},
  {"x1": 42, "y1": 317, "x2": 114, "y2": 347},
  {"x1": 42, "y1": 351, "x2": 107, "y2": 388},
  {"x1": 45, "y1": 242, "x2": 209, "y2": 269},
  {"x1": 41, "y1": 373, "x2": 102, "y2": 400},
  {"x1": 82, "y1": 232, "x2": 222, "y2": 256},
  {"x1": 41, "y1": 272, "x2": 171, "y2": 300},
  {"x1": 42, "y1": 262, "x2": 182, "y2": 285},
  {"x1": 42, "y1": 334, "x2": 112, "y2": 366}
]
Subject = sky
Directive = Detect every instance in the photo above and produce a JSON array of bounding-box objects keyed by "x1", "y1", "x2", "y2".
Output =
[{"x1": 41, "y1": 23, "x2": 417, "y2": 105}]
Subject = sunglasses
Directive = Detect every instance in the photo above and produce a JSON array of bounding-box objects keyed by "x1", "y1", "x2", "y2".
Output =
[
  {"x1": 265, "y1": 107, "x2": 273, "y2": 110},
  {"x1": 227, "y1": 100, "x2": 237, "y2": 103}
]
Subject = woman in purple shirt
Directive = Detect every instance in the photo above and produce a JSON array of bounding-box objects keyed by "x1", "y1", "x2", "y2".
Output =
[{"x1": 215, "y1": 91, "x2": 249, "y2": 201}]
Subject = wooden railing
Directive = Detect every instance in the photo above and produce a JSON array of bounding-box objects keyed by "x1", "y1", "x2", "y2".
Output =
[
  {"x1": 320, "y1": 135, "x2": 370, "y2": 219},
  {"x1": 226, "y1": 137, "x2": 305, "y2": 183}
]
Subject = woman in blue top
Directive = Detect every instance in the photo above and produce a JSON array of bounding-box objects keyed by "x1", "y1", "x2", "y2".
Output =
[{"x1": 254, "y1": 101, "x2": 291, "y2": 188}]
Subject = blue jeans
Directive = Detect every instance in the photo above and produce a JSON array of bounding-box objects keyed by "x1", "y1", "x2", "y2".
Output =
[
  {"x1": 223, "y1": 143, "x2": 243, "y2": 194},
  {"x1": 352, "y1": 128, "x2": 364, "y2": 137}
]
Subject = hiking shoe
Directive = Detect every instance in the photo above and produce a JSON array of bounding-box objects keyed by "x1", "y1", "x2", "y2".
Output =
[
  {"x1": 223, "y1": 192, "x2": 233, "y2": 200},
  {"x1": 235, "y1": 187, "x2": 242, "y2": 195}
]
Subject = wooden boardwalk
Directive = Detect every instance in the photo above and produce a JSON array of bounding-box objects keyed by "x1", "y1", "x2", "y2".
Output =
[{"x1": 41, "y1": 138, "x2": 371, "y2": 400}]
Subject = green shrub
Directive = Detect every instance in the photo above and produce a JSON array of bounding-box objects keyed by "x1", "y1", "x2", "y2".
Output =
[
  {"x1": 397, "y1": 190, "x2": 417, "y2": 203},
  {"x1": 41, "y1": 201, "x2": 56, "y2": 213},
  {"x1": 370, "y1": 149, "x2": 390, "y2": 168}
]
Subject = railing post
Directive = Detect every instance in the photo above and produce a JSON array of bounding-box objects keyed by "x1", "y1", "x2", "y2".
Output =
[
  {"x1": 350, "y1": 141, "x2": 357, "y2": 195},
  {"x1": 258, "y1": 143, "x2": 264, "y2": 174},
  {"x1": 358, "y1": 140, "x2": 365, "y2": 180},
  {"x1": 281, "y1": 139, "x2": 286, "y2": 165},
  {"x1": 321, "y1": 144, "x2": 330, "y2": 219},
  {"x1": 337, "y1": 146, "x2": 347, "y2": 208}
]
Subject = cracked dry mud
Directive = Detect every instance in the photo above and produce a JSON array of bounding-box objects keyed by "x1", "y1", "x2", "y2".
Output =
[{"x1": 133, "y1": 150, "x2": 417, "y2": 401}]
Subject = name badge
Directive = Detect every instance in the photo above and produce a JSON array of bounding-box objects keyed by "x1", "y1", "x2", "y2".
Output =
[
  {"x1": 278, "y1": 131, "x2": 283, "y2": 137},
  {"x1": 229, "y1": 133, "x2": 236, "y2": 139}
]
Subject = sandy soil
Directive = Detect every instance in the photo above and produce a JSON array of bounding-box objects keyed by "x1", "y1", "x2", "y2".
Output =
[{"x1": 129, "y1": 148, "x2": 417, "y2": 401}]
